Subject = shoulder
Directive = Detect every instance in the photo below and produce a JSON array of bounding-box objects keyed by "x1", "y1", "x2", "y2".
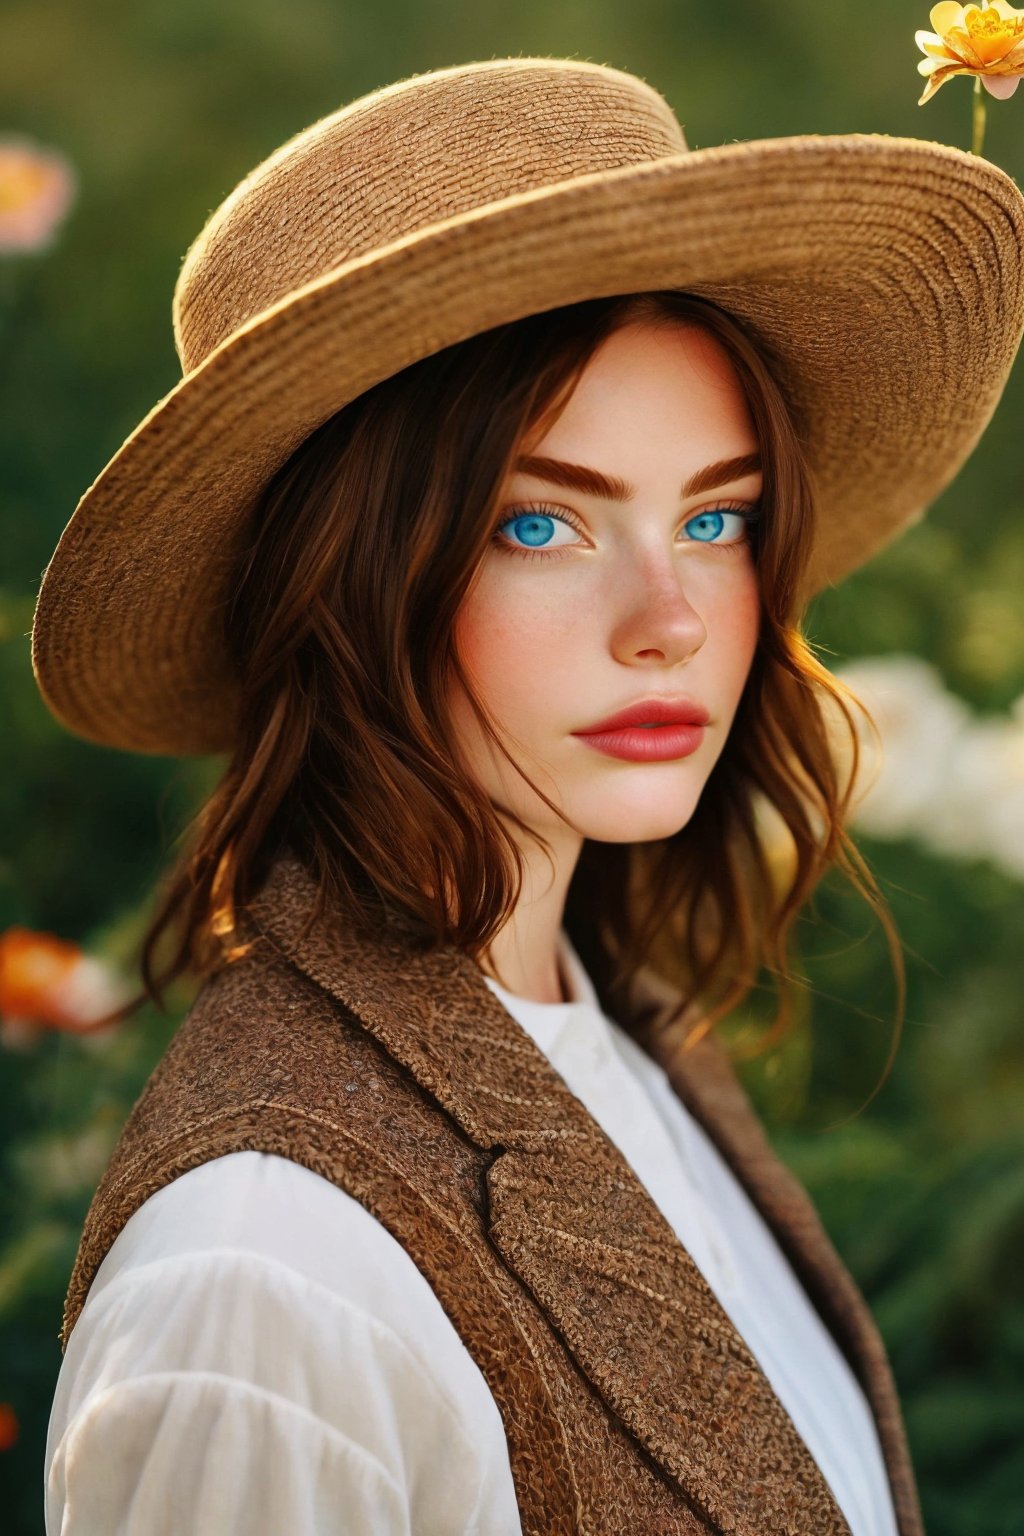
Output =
[
  {"x1": 85, "y1": 1149, "x2": 480, "y2": 1353},
  {"x1": 50, "y1": 1149, "x2": 518, "y2": 1535},
  {"x1": 79, "y1": 1150, "x2": 508, "y2": 1427}
]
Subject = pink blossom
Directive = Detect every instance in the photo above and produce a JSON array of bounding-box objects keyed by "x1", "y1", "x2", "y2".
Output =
[{"x1": 0, "y1": 136, "x2": 76, "y2": 255}]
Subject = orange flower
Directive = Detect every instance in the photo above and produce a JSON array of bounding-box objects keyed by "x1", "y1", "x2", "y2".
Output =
[
  {"x1": 916, "y1": 1, "x2": 1024, "y2": 102},
  {"x1": 0, "y1": 926, "x2": 126, "y2": 1043},
  {"x1": 0, "y1": 1402, "x2": 19, "y2": 1452},
  {"x1": 0, "y1": 136, "x2": 76, "y2": 255}
]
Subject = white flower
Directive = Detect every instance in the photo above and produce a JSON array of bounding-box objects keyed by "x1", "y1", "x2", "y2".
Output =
[
  {"x1": 833, "y1": 656, "x2": 973, "y2": 842},
  {"x1": 832, "y1": 657, "x2": 1024, "y2": 881},
  {"x1": 929, "y1": 696, "x2": 1024, "y2": 874}
]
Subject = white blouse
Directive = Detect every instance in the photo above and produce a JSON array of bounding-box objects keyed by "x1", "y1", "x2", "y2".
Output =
[{"x1": 45, "y1": 930, "x2": 899, "y2": 1535}]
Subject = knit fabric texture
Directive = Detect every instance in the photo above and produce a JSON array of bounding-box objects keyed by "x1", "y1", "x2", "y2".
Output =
[{"x1": 60, "y1": 851, "x2": 924, "y2": 1535}]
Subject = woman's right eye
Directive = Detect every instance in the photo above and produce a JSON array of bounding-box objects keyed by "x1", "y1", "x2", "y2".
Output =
[{"x1": 492, "y1": 504, "x2": 584, "y2": 560}]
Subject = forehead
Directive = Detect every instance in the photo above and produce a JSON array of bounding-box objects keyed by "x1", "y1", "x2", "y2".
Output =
[{"x1": 526, "y1": 320, "x2": 759, "y2": 463}]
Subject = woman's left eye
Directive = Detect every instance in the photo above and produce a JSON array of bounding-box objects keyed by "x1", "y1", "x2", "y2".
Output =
[{"x1": 682, "y1": 508, "x2": 754, "y2": 545}]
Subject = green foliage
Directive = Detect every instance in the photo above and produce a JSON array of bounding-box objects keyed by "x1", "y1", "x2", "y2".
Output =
[
  {"x1": 3, "y1": 2, "x2": 1023, "y2": 1531},
  {"x1": 732, "y1": 839, "x2": 1024, "y2": 1535}
]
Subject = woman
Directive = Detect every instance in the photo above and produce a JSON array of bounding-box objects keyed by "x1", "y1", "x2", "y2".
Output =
[{"x1": 34, "y1": 57, "x2": 1024, "y2": 1536}]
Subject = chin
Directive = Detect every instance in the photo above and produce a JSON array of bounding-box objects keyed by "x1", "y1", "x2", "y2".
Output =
[{"x1": 574, "y1": 787, "x2": 706, "y2": 845}]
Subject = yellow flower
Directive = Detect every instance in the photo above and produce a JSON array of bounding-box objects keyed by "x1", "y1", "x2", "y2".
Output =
[{"x1": 916, "y1": 0, "x2": 1024, "y2": 103}]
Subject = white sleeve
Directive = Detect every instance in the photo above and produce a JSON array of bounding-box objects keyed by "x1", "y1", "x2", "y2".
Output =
[
  {"x1": 45, "y1": 1154, "x2": 523, "y2": 1536},
  {"x1": 49, "y1": 1363, "x2": 408, "y2": 1535}
]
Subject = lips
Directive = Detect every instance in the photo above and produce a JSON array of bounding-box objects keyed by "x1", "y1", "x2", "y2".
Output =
[{"x1": 574, "y1": 696, "x2": 710, "y2": 734}]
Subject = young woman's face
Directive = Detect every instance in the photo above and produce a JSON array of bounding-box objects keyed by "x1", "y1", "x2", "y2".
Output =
[{"x1": 449, "y1": 317, "x2": 763, "y2": 849}]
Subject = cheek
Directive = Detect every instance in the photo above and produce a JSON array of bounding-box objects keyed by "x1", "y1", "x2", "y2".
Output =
[
  {"x1": 453, "y1": 566, "x2": 576, "y2": 711},
  {"x1": 737, "y1": 569, "x2": 762, "y2": 655},
  {"x1": 706, "y1": 565, "x2": 761, "y2": 688}
]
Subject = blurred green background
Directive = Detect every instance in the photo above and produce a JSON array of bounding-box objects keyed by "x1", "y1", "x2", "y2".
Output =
[{"x1": 3, "y1": 1, "x2": 1024, "y2": 1532}]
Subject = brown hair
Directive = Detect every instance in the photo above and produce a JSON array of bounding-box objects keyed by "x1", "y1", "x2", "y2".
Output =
[{"x1": 94, "y1": 289, "x2": 903, "y2": 1079}]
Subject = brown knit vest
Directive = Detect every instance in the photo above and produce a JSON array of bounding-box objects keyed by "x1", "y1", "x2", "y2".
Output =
[{"x1": 60, "y1": 853, "x2": 924, "y2": 1536}]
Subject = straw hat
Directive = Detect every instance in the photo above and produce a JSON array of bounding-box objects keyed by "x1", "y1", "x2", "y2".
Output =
[{"x1": 30, "y1": 56, "x2": 1024, "y2": 757}]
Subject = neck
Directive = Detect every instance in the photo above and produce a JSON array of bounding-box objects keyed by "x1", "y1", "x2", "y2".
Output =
[{"x1": 476, "y1": 826, "x2": 581, "y2": 1004}]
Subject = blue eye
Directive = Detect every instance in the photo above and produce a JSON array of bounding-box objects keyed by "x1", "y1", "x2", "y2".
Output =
[
  {"x1": 499, "y1": 512, "x2": 564, "y2": 548},
  {"x1": 493, "y1": 506, "x2": 582, "y2": 559},
  {"x1": 683, "y1": 509, "x2": 751, "y2": 544}
]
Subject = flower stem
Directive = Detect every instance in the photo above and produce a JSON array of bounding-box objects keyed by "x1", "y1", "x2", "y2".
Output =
[{"x1": 971, "y1": 74, "x2": 987, "y2": 156}]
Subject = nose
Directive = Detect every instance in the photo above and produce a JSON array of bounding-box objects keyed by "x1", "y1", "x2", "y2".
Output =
[{"x1": 610, "y1": 560, "x2": 708, "y2": 666}]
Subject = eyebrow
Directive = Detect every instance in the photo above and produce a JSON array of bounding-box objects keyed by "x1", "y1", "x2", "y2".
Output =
[{"x1": 513, "y1": 451, "x2": 762, "y2": 502}]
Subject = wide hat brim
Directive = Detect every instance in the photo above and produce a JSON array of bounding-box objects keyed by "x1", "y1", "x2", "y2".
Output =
[{"x1": 31, "y1": 131, "x2": 1024, "y2": 756}]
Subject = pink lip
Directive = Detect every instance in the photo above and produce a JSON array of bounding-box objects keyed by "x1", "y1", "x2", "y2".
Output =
[
  {"x1": 574, "y1": 696, "x2": 710, "y2": 733},
  {"x1": 571, "y1": 696, "x2": 709, "y2": 764},
  {"x1": 572, "y1": 722, "x2": 706, "y2": 762}
]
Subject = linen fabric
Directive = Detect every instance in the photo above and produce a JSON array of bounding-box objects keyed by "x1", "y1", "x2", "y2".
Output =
[
  {"x1": 50, "y1": 850, "x2": 924, "y2": 1534},
  {"x1": 46, "y1": 926, "x2": 900, "y2": 1535}
]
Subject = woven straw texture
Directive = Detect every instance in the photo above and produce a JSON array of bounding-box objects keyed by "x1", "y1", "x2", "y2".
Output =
[
  {"x1": 30, "y1": 56, "x2": 1024, "y2": 756},
  {"x1": 60, "y1": 851, "x2": 924, "y2": 1534}
]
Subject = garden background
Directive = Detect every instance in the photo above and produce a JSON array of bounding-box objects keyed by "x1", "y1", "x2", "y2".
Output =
[{"x1": 2, "y1": 1, "x2": 1023, "y2": 1531}]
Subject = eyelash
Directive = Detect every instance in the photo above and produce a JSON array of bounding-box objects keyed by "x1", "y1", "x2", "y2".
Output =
[{"x1": 491, "y1": 500, "x2": 762, "y2": 561}]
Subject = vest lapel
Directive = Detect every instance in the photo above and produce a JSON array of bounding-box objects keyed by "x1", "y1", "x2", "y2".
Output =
[
  {"x1": 244, "y1": 854, "x2": 888, "y2": 1536},
  {"x1": 620, "y1": 963, "x2": 924, "y2": 1536}
]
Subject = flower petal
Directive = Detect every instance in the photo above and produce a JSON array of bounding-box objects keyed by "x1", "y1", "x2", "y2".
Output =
[
  {"x1": 916, "y1": 29, "x2": 960, "y2": 58},
  {"x1": 930, "y1": 1, "x2": 968, "y2": 31},
  {"x1": 945, "y1": 27, "x2": 986, "y2": 66},
  {"x1": 982, "y1": 68, "x2": 1022, "y2": 92},
  {"x1": 918, "y1": 61, "x2": 975, "y2": 101},
  {"x1": 965, "y1": 23, "x2": 1022, "y2": 65}
]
